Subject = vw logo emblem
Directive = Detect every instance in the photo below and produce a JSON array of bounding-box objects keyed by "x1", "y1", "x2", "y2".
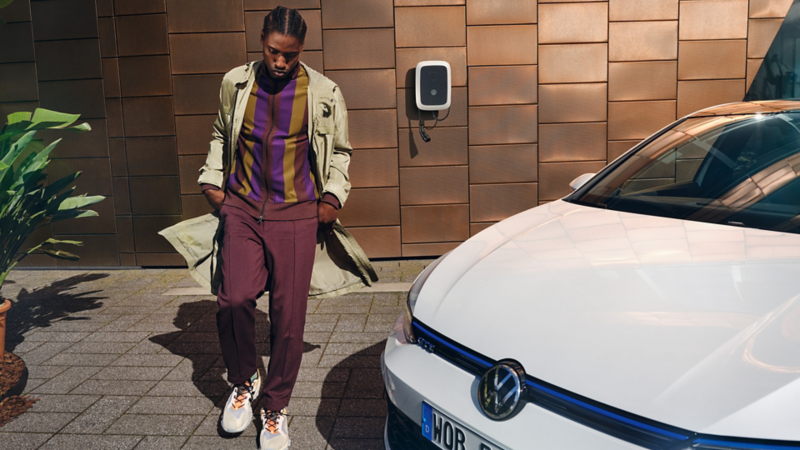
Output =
[{"x1": 477, "y1": 360, "x2": 526, "y2": 421}]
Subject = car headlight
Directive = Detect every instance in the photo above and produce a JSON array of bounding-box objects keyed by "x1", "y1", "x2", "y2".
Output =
[{"x1": 403, "y1": 252, "x2": 450, "y2": 344}]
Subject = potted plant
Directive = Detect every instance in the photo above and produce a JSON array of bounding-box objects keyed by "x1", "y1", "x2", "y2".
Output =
[{"x1": 0, "y1": 108, "x2": 104, "y2": 363}]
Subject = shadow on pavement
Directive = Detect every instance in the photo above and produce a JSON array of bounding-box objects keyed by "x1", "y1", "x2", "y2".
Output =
[{"x1": 6, "y1": 273, "x2": 109, "y2": 353}]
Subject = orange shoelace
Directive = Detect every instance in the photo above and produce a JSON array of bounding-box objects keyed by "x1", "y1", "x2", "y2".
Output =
[
  {"x1": 263, "y1": 410, "x2": 281, "y2": 434},
  {"x1": 231, "y1": 381, "x2": 253, "y2": 410}
]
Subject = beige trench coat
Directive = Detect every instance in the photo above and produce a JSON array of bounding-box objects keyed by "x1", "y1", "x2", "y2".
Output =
[{"x1": 159, "y1": 61, "x2": 378, "y2": 298}]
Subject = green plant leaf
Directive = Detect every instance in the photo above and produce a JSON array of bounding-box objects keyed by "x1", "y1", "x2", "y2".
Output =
[
  {"x1": 0, "y1": 0, "x2": 15, "y2": 8},
  {"x1": 43, "y1": 172, "x2": 80, "y2": 198},
  {"x1": 44, "y1": 238, "x2": 83, "y2": 246},
  {"x1": 7, "y1": 112, "x2": 31, "y2": 125},
  {"x1": 29, "y1": 108, "x2": 80, "y2": 129},
  {"x1": 41, "y1": 248, "x2": 80, "y2": 261},
  {"x1": 58, "y1": 195, "x2": 104, "y2": 211},
  {"x1": 51, "y1": 209, "x2": 98, "y2": 222},
  {"x1": 1, "y1": 130, "x2": 35, "y2": 167}
]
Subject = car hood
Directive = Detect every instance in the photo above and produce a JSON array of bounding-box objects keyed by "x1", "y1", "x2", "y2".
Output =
[{"x1": 414, "y1": 200, "x2": 800, "y2": 440}]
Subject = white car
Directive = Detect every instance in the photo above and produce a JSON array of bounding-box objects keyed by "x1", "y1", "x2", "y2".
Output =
[{"x1": 381, "y1": 101, "x2": 800, "y2": 450}]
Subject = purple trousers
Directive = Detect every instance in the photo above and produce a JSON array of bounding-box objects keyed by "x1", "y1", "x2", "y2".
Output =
[{"x1": 216, "y1": 205, "x2": 317, "y2": 411}]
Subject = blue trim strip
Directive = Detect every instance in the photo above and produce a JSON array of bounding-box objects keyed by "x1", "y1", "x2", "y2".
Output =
[
  {"x1": 694, "y1": 439, "x2": 800, "y2": 449},
  {"x1": 413, "y1": 322, "x2": 493, "y2": 369},
  {"x1": 525, "y1": 380, "x2": 689, "y2": 441}
]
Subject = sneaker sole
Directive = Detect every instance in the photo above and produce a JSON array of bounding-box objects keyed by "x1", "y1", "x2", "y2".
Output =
[{"x1": 220, "y1": 370, "x2": 262, "y2": 435}]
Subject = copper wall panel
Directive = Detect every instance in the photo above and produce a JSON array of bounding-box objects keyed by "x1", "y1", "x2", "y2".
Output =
[
  {"x1": 401, "y1": 205, "x2": 469, "y2": 243},
  {"x1": 245, "y1": 0, "x2": 319, "y2": 9},
  {"x1": 323, "y1": 29, "x2": 396, "y2": 70},
  {"x1": 396, "y1": 47, "x2": 467, "y2": 87},
  {"x1": 106, "y1": 98, "x2": 124, "y2": 137},
  {"x1": 47, "y1": 119, "x2": 109, "y2": 158},
  {"x1": 1, "y1": 0, "x2": 31, "y2": 23},
  {"x1": 397, "y1": 87, "x2": 468, "y2": 127},
  {"x1": 173, "y1": 74, "x2": 224, "y2": 115},
  {"x1": 466, "y1": 0, "x2": 536, "y2": 25},
  {"x1": 302, "y1": 51, "x2": 324, "y2": 72},
  {"x1": 176, "y1": 115, "x2": 216, "y2": 155},
  {"x1": 609, "y1": 0, "x2": 678, "y2": 21},
  {"x1": 337, "y1": 188, "x2": 400, "y2": 227},
  {"x1": 609, "y1": 21, "x2": 677, "y2": 61},
  {"x1": 398, "y1": 127, "x2": 468, "y2": 167},
  {"x1": 53, "y1": 235, "x2": 119, "y2": 267},
  {"x1": 750, "y1": 0, "x2": 794, "y2": 18},
  {"x1": 30, "y1": 0, "x2": 98, "y2": 40},
  {"x1": 35, "y1": 39, "x2": 102, "y2": 81},
  {"x1": 98, "y1": 17, "x2": 116, "y2": 58},
  {"x1": 170, "y1": 33, "x2": 247, "y2": 74},
  {"x1": 167, "y1": 0, "x2": 245, "y2": 33},
  {"x1": 350, "y1": 149, "x2": 399, "y2": 188},
  {"x1": 103, "y1": 58, "x2": 121, "y2": 98},
  {"x1": 116, "y1": 216, "x2": 134, "y2": 253},
  {"x1": 608, "y1": 100, "x2": 676, "y2": 140},
  {"x1": 97, "y1": 0, "x2": 113, "y2": 17},
  {"x1": 468, "y1": 65, "x2": 537, "y2": 106},
  {"x1": 402, "y1": 242, "x2": 459, "y2": 257},
  {"x1": 122, "y1": 97, "x2": 176, "y2": 137},
  {"x1": 747, "y1": 19, "x2": 784, "y2": 58},
  {"x1": 469, "y1": 105, "x2": 538, "y2": 146},
  {"x1": 538, "y1": 3, "x2": 607, "y2": 44},
  {"x1": 118, "y1": 56, "x2": 172, "y2": 97},
  {"x1": 395, "y1": 6, "x2": 466, "y2": 48},
  {"x1": 539, "y1": 84, "x2": 607, "y2": 123},
  {"x1": 325, "y1": 70, "x2": 396, "y2": 110},
  {"x1": 470, "y1": 183, "x2": 538, "y2": 222},
  {"x1": 0, "y1": 23, "x2": 35, "y2": 63},
  {"x1": 539, "y1": 123, "x2": 606, "y2": 162},
  {"x1": 181, "y1": 194, "x2": 213, "y2": 220},
  {"x1": 396, "y1": 0, "x2": 464, "y2": 5},
  {"x1": 129, "y1": 176, "x2": 181, "y2": 215},
  {"x1": 245, "y1": 10, "x2": 322, "y2": 52},
  {"x1": 470, "y1": 144, "x2": 538, "y2": 183},
  {"x1": 127, "y1": 137, "x2": 179, "y2": 177},
  {"x1": 468, "y1": 25, "x2": 537, "y2": 65},
  {"x1": 48, "y1": 158, "x2": 114, "y2": 196},
  {"x1": 109, "y1": 139, "x2": 127, "y2": 176},
  {"x1": 677, "y1": 79, "x2": 746, "y2": 117},
  {"x1": 348, "y1": 109, "x2": 398, "y2": 149},
  {"x1": 609, "y1": 61, "x2": 677, "y2": 101},
  {"x1": 345, "y1": 227, "x2": 401, "y2": 259},
  {"x1": 136, "y1": 253, "x2": 185, "y2": 267},
  {"x1": 539, "y1": 161, "x2": 606, "y2": 201},
  {"x1": 747, "y1": 58, "x2": 763, "y2": 90},
  {"x1": 470, "y1": 222, "x2": 494, "y2": 236},
  {"x1": 539, "y1": 44, "x2": 607, "y2": 84},
  {"x1": 679, "y1": 0, "x2": 748, "y2": 40},
  {"x1": 320, "y1": 0, "x2": 393, "y2": 29},
  {"x1": 115, "y1": 14, "x2": 170, "y2": 57},
  {"x1": 608, "y1": 140, "x2": 639, "y2": 161},
  {"x1": 0, "y1": 63, "x2": 38, "y2": 102},
  {"x1": 132, "y1": 216, "x2": 183, "y2": 252},
  {"x1": 0, "y1": 102, "x2": 39, "y2": 119},
  {"x1": 16, "y1": 226, "x2": 56, "y2": 268},
  {"x1": 399, "y1": 166, "x2": 468, "y2": 205},
  {"x1": 114, "y1": 0, "x2": 166, "y2": 15},
  {"x1": 119, "y1": 253, "x2": 135, "y2": 266},
  {"x1": 39, "y1": 79, "x2": 105, "y2": 118},
  {"x1": 678, "y1": 40, "x2": 746, "y2": 80},
  {"x1": 178, "y1": 155, "x2": 207, "y2": 193}
]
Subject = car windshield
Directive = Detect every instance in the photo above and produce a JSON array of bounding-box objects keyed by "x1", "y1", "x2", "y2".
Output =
[{"x1": 570, "y1": 112, "x2": 800, "y2": 235}]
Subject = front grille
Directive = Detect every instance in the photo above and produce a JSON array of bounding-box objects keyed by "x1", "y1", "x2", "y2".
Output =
[{"x1": 386, "y1": 400, "x2": 439, "y2": 450}]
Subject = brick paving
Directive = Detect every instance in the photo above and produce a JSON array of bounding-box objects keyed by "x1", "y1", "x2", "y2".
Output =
[{"x1": 0, "y1": 260, "x2": 432, "y2": 449}]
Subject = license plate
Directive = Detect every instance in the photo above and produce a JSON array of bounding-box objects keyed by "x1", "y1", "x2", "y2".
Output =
[{"x1": 422, "y1": 402, "x2": 504, "y2": 450}]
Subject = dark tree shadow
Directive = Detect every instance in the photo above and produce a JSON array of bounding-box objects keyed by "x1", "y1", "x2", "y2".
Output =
[
  {"x1": 150, "y1": 299, "x2": 321, "y2": 437},
  {"x1": 318, "y1": 342, "x2": 387, "y2": 449},
  {"x1": 6, "y1": 274, "x2": 109, "y2": 352}
]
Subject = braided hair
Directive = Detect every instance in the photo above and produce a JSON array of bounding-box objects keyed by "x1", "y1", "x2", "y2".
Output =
[{"x1": 262, "y1": 6, "x2": 307, "y2": 45}]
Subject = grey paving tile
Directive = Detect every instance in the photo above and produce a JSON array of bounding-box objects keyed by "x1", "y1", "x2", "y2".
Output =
[
  {"x1": 32, "y1": 367, "x2": 102, "y2": 394},
  {"x1": 316, "y1": 306, "x2": 371, "y2": 315},
  {"x1": 295, "y1": 367, "x2": 350, "y2": 383},
  {"x1": 325, "y1": 342, "x2": 383, "y2": 356},
  {"x1": 21, "y1": 342, "x2": 74, "y2": 366},
  {"x1": 288, "y1": 397, "x2": 341, "y2": 416},
  {"x1": 133, "y1": 436, "x2": 187, "y2": 450},
  {"x1": 334, "y1": 315, "x2": 368, "y2": 332},
  {"x1": 181, "y1": 435, "x2": 259, "y2": 449},
  {"x1": 287, "y1": 415, "x2": 334, "y2": 449},
  {"x1": 84, "y1": 332, "x2": 152, "y2": 343},
  {"x1": 43, "y1": 353, "x2": 120, "y2": 366},
  {"x1": 306, "y1": 314, "x2": 340, "y2": 323},
  {"x1": 92, "y1": 366, "x2": 172, "y2": 381},
  {"x1": 126, "y1": 322, "x2": 180, "y2": 333},
  {"x1": 327, "y1": 438, "x2": 385, "y2": 450},
  {"x1": 0, "y1": 412, "x2": 77, "y2": 433},
  {"x1": 292, "y1": 382, "x2": 346, "y2": 399},
  {"x1": 304, "y1": 321, "x2": 336, "y2": 332},
  {"x1": 126, "y1": 340, "x2": 167, "y2": 354},
  {"x1": 128, "y1": 396, "x2": 215, "y2": 415},
  {"x1": 11, "y1": 340, "x2": 44, "y2": 354},
  {"x1": 162, "y1": 355, "x2": 218, "y2": 381},
  {"x1": 71, "y1": 380, "x2": 158, "y2": 396},
  {"x1": 302, "y1": 332, "x2": 332, "y2": 344},
  {"x1": 26, "y1": 365, "x2": 69, "y2": 380},
  {"x1": 105, "y1": 414, "x2": 205, "y2": 435},
  {"x1": 328, "y1": 332, "x2": 387, "y2": 344},
  {"x1": 370, "y1": 305, "x2": 403, "y2": 315},
  {"x1": 24, "y1": 331, "x2": 91, "y2": 342},
  {"x1": 22, "y1": 378, "x2": 46, "y2": 393},
  {"x1": 338, "y1": 399, "x2": 387, "y2": 417},
  {"x1": 111, "y1": 354, "x2": 184, "y2": 367},
  {"x1": 29, "y1": 394, "x2": 101, "y2": 413},
  {"x1": 62, "y1": 396, "x2": 140, "y2": 434},
  {"x1": 191, "y1": 412, "x2": 258, "y2": 437},
  {"x1": 39, "y1": 434, "x2": 142, "y2": 450},
  {"x1": 38, "y1": 320, "x2": 106, "y2": 332},
  {"x1": 62, "y1": 342, "x2": 136, "y2": 354},
  {"x1": 317, "y1": 354, "x2": 381, "y2": 369},
  {"x1": 147, "y1": 380, "x2": 228, "y2": 398},
  {"x1": 344, "y1": 369, "x2": 385, "y2": 400},
  {"x1": 0, "y1": 432, "x2": 53, "y2": 449},
  {"x1": 330, "y1": 417, "x2": 385, "y2": 439}
]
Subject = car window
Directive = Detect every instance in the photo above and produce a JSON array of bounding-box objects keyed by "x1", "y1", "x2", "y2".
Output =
[{"x1": 571, "y1": 112, "x2": 800, "y2": 234}]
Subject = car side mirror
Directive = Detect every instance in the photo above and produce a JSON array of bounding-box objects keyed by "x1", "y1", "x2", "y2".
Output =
[{"x1": 569, "y1": 173, "x2": 596, "y2": 192}]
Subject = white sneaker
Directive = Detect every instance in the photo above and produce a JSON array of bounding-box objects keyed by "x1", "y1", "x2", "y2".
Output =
[
  {"x1": 259, "y1": 408, "x2": 290, "y2": 450},
  {"x1": 220, "y1": 370, "x2": 261, "y2": 434}
]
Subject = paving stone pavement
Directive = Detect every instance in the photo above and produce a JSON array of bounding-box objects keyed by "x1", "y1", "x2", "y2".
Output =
[{"x1": 0, "y1": 259, "x2": 432, "y2": 449}]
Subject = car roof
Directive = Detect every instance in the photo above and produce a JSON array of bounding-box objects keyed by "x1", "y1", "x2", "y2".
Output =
[{"x1": 686, "y1": 100, "x2": 800, "y2": 117}]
